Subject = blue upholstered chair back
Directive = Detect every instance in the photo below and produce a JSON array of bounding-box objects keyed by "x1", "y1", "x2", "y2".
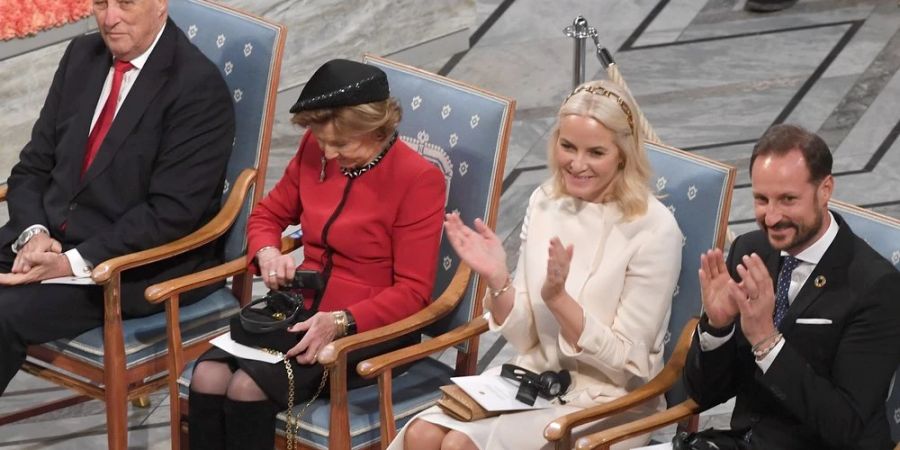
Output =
[
  {"x1": 828, "y1": 201, "x2": 900, "y2": 442},
  {"x1": 646, "y1": 142, "x2": 735, "y2": 406},
  {"x1": 169, "y1": 0, "x2": 283, "y2": 261},
  {"x1": 365, "y1": 55, "x2": 514, "y2": 341},
  {"x1": 34, "y1": 1, "x2": 284, "y2": 372}
]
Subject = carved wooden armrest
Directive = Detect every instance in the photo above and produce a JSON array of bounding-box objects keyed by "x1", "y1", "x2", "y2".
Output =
[
  {"x1": 574, "y1": 399, "x2": 699, "y2": 450},
  {"x1": 357, "y1": 315, "x2": 488, "y2": 378},
  {"x1": 281, "y1": 234, "x2": 301, "y2": 253},
  {"x1": 145, "y1": 232, "x2": 302, "y2": 304},
  {"x1": 545, "y1": 317, "x2": 699, "y2": 442},
  {"x1": 318, "y1": 263, "x2": 472, "y2": 366},
  {"x1": 92, "y1": 169, "x2": 256, "y2": 284},
  {"x1": 145, "y1": 257, "x2": 247, "y2": 304}
]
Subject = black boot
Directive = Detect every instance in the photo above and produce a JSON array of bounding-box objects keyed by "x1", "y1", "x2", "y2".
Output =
[
  {"x1": 188, "y1": 391, "x2": 227, "y2": 450},
  {"x1": 223, "y1": 398, "x2": 279, "y2": 450}
]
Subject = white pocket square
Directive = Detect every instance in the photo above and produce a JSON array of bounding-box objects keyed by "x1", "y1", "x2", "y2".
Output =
[{"x1": 795, "y1": 318, "x2": 832, "y2": 324}]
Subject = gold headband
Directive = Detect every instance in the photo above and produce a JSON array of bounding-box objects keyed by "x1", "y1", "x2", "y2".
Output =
[{"x1": 564, "y1": 85, "x2": 635, "y2": 134}]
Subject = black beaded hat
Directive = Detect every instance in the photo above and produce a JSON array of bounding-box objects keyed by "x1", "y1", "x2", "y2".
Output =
[{"x1": 289, "y1": 59, "x2": 390, "y2": 113}]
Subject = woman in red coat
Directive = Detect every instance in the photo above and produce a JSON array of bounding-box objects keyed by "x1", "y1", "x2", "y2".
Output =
[{"x1": 188, "y1": 59, "x2": 447, "y2": 450}]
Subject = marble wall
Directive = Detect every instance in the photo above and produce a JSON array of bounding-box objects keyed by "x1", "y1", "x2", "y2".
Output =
[{"x1": 0, "y1": 0, "x2": 476, "y2": 181}]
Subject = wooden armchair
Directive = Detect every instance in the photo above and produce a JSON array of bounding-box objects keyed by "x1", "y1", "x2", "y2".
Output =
[
  {"x1": 573, "y1": 199, "x2": 900, "y2": 449},
  {"x1": 360, "y1": 141, "x2": 736, "y2": 449},
  {"x1": 0, "y1": 2, "x2": 285, "y2": 449},
  {"x1": 164, "y1": 55, "x2": 515, "y2": 449}
]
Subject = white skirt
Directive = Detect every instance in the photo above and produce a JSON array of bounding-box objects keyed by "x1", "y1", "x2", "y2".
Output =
[{"x1": 386, "y1": 402, "x2": 655, "y2": 450}]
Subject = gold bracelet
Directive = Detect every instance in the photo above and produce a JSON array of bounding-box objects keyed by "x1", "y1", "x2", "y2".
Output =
[
  {"x1": 489, "y1": 275, "x2": 512, "y2": 298},
  {"x1": 332, "y1": 311, "x2": 348, "y2": 338}
]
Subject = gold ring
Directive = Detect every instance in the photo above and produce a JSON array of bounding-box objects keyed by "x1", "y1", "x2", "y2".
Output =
[{"x1": 268, "y1": 271, "x2": 277, "y2": 277}]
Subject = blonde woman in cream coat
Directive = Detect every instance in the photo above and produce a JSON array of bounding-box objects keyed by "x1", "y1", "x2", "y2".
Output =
[{"x1": 389, "y1": 80, "x2": 683, "y2": 450}]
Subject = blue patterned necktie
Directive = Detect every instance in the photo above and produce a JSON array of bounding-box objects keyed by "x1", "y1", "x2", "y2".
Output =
[{"x1": 773, "y1": 255, "x2": 800, "y2": 328}]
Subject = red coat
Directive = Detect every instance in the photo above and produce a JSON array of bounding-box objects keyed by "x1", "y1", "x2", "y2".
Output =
[{"x1": 247, "y1": 130, "x2": 446, "y2": 332}]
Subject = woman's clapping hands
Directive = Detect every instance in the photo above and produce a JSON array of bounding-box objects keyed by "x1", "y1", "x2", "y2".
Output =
[
  {"x1": 541, "y1": 237, "x2": 573, "y2": 304},
  {"x1": 444, "y1": 213, "x2": 509, "y2": 290}
]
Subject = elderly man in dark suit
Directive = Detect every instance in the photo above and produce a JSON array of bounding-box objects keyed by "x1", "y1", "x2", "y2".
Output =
[
  {"x1": 0, "y1": 0, "x2": 234, "y2": 394},
  {"x1": 684, "y1": 124, "x2": 900, "y2": 449}
]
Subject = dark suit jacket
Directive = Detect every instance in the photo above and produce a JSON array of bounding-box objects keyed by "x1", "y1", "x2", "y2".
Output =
[
  {"x1": 684, "y1": 213, "x2": 900, "y2": 449},
  {"x1": 0, "y1": 19, "x2": 235, "y2": 316}
]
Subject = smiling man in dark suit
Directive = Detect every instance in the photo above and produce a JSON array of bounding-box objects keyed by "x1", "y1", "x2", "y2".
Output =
[
  {"x1": 0, "y1": 0, "x2": 234, "y2": 394},
  {"x1": 684, "y1": 124, "x2": 900, "y2": 449}
]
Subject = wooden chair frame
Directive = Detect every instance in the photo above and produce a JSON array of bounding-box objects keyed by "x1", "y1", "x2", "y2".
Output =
[
  {"x1": 572, "y1": 199, "x2": 900, "y2": 450},
  {"x1": 357, "y1": 143, "x2": 735, "y2": 450},
  {"x1": 0, "y1": 3, "x2": 284, "y2": 447},
  {"x1": 0, "y1": 169, "x2": 262, "y2": 449},
  {"x1": 156, "y1": 56, "x2": 514, "y2": 450}
]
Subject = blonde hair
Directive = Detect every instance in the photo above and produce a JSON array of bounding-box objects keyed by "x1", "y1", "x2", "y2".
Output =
[
  {"x1": 546, "y1": 80, "x2": 651, "y2": 219},
  {"x1": 291, "y1": 98, "x2": 402, "y2": 139}
]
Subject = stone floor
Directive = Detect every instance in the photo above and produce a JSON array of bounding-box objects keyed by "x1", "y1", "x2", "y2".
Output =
[{"x1": 2, "y1": 0, "x2": 899, "y2": 448}]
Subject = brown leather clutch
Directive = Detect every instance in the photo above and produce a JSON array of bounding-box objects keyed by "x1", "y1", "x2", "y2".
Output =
[{"x1": 436, "y1": 384, "x2": 501, "y2": 422}]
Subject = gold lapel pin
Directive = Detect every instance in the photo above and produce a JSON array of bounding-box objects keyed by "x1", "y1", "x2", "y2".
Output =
[{"x1": 814, "y1": 275, "x2": 826, "y2": 288}]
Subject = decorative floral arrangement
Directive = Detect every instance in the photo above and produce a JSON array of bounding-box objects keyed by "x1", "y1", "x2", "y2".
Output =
[{"x1": 0, "y1": 0, "x2": 92, "y2": 41}]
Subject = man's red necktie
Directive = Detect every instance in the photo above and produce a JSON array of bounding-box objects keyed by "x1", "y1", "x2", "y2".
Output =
[{"x1": 82, "y1": 60, "x2": 134, "y2": 177}]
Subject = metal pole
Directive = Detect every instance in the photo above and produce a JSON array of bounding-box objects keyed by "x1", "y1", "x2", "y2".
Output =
[
  {"x1": 563, "y1": 16, "x2": 597, "y2": 90},
  {"x1": 564, "y1": 17, "x2": 663, "y2": 144}
]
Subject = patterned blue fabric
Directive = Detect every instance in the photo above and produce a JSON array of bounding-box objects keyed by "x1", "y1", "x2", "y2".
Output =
[
  {"x1": 828, "y1": 202, "x2": 900, "y2": 443},
  {"x1": 169, "y1": 0, "x2": 280, "y2": 261},
  {"x1": 42, "y1": 288, "x2": 239, "y2": 368},
  {"x1": 175, "y1": 56, "x2": 512, "y2": 449},
  {"x1": 365, "y1": 56, "x2": 513, "y2": 340},
  {"x1": 36, "y1": 0, "x2": 281, "y2": 378},
  {"x1": 773, "y1": 256, "x2": 799, "y2": 328},
  {"x1": 646, "y1": 142, "x2": 734, "y2": 405}
]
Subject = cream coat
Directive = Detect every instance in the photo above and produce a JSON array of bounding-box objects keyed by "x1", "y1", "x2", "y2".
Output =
[
  {"x1": 390, "y1": 184, "x2": 683, "y2": 450},
  {"x1": 499, "y1": 185, "x2": 682, "y2": 407}
]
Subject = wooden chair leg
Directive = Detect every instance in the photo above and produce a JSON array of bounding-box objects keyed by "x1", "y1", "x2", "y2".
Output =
[
  {"x1": 102, "y1": 279, "x2": 129, "y2": 450},
  {"x1": 131, "y1": 396, "x2": 151, "y2": 408},
  {"x1": 179, "y1": 397, "x2": 191, "y2": 450},
  {"x1": 328, "y1": 358, "x2": 351, "y2": 450},
  {"x1": 377, "y1": 372, "x2": 395, "y2": 449},
  {"x1": 105, "y1": 386, "x2": 129, "y2": 450},
  {"x1": 168, "y1": 390, "x2": 183, "y2": 450}
]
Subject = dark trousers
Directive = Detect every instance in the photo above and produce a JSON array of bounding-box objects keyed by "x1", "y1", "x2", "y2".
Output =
[{"x1": 0, "y1": 281, "x2": 103, "y2": 394}]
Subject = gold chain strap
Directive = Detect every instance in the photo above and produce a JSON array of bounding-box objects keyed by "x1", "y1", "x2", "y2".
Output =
[{"x1": 283, "y1": 357, "x2": 329, "y2": 450}]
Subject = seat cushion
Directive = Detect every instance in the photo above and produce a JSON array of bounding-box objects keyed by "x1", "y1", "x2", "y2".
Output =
[
  {"x1": 38, "y1": 287, "x2": 240, "y2": 369},
  {"x1": 178, "y1": 356, "x2": 453, "y2": 450}
]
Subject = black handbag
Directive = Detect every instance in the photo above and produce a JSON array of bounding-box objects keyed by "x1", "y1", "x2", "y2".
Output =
[{"x1": 230, "y1": 270, "x2": 325, "y2": 354}]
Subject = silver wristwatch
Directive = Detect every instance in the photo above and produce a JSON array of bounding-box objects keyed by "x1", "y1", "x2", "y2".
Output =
[{"x1": 12, "y1": 226, "x2": 48, "y2": 253}]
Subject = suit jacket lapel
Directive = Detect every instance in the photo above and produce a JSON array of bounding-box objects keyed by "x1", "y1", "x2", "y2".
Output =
[
  {"x1": 781, "y1": 214, "x2": 852, "y2": 331},
  {"x1": 764, "y1": 246, "x2": 780, "y2": 285},
  {"x1": 66, "y1": 47, "x2": 112, "y2": 196},
  {"x1": 78, "y1": 20, "x2": 176, "y2": 190}
]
